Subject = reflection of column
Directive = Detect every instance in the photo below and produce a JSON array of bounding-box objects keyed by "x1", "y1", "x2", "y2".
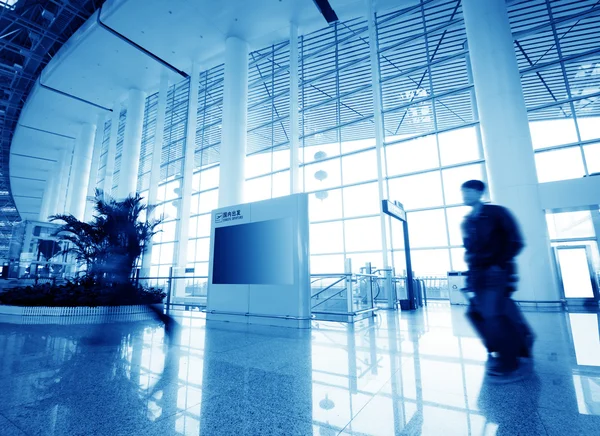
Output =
[
  {"x1": 142, "y1": 75, "x2": 169, "y2": 277},
  {"x1": 462, "y1": 0, "x2": 559, "y2": 301},
  {"x1": 103, "y1": 103, "x2": 121, "y2": 195},
  {"x1": 117, "y1": 89, "x2": 146, "y2": 199},
  {"x1": 387, "y1": 312, "x2": 405, "y2": 431},
  {"x1": 289, "y1": 23, "x2": 301, "y2": 194},
  {"x1": 85, "y1": 115, "x2": 107, "y2": 222},
  {"x1": 366, "y1": 0, "x2": 391, "y2": 301},
  {"x1": 218, "y1": 37, "x2": 249, "y2": 208},
  {"x1": 69, "y1": 123, "x2": 97, "y2": 220},
  {"x1": 175, "y1": 63, "x2": 200, "y2": 284}
]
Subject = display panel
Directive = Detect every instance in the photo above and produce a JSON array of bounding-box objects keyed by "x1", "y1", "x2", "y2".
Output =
[{"x1": 212, "y1": 218, "x2": 294, "y2": 285}]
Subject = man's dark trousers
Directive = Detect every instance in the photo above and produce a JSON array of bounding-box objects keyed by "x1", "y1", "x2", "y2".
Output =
[{"x1": 466, "y1": 266, "x2": 527, "y2": 369}]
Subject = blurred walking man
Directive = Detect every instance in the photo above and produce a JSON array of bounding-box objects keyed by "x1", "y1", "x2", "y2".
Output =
[{"x1": 460, "y1": 180, "x2": 534, "y2": 383}]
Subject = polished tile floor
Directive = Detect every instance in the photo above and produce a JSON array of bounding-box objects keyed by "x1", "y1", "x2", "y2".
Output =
[{"x1": 1, "y1": 304, "x2": 600, "y2": 435}]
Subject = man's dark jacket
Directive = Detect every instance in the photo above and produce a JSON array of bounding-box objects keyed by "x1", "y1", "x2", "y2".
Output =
[{"x1": 461, "y1": 204, "x2": 525, "y2": 291}]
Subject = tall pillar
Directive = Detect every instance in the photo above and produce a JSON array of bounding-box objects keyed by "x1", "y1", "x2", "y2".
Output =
[
  {"x1": 69, "y1": 123, "x2": 96, "y2": 220},
  {"x1": 289, "y1": 23, "x2": 301, "y2": 194},
  {"x1": 175, "y1": 63, "x2": 200, "y2": 276},
  {"x1": 462, "y1": 0, "x2": 559, "y2": 302},
  {"x1": 85, "y1": 115, "x2": 107, "y2": 222},
  {"x1": 47, "y1": 159, "x2": 62, "y2": 218},
  {"x1": 117, "y1": 89, "x2": 146, "y2": 199},
  {"x1": 218, "y1": 36, "x2": 249, "y2": 208},
  {"x1": 142, "y1": 75, "x2": 169, "y2": 276},
  {"x1": 56, "y1": 147, "x2": 72, "y2": 215},
  {"x1": 366, "y1": 0, "x2": 391, "y2": 300},
  {"x1": 103, "y1": 103, "x2": 121, "y2": 195},
  {"x1": 39, "y1": 168, "x2": 57, "y2": 221}
]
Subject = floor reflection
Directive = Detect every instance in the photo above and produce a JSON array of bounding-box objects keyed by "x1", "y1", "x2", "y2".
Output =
[{"x1": 0, "y1": 304, "x2": 599, "y2": 435}]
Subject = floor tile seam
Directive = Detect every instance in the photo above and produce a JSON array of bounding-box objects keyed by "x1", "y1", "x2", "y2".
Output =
[
  {"x1": 0, "y1": 409, "x2": 31, "y2": 435},
  {"x1": 535, "y1": 409, "x2": 551, "y2": 436},
  {"x1": 334, "y1": 377, "x2": 395, "y2": 436}
]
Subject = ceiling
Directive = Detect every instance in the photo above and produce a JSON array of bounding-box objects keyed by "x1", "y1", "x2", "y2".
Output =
[{"x1": 1, "y1": 0, "x2": 105, "y2": 259}]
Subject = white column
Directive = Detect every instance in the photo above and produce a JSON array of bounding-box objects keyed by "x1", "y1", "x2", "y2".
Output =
[
  {"x1": 103, "y1": 104, "x2": 121, "y2": 195},
  {"x1": 68, "y1": 123, "x2": 96, "y2": 220},
  {"x1": 366, "y1": 0, "x2": 391, "y2": 300},
  {"x1": 39, "y1": 168, "x2": 57, "y2": 221},
  {"x1": 84, "y1": 115, "x2": 107, "y2": 222},
  {"x1": 289, "y1": 23, "x2": 301, "y2": 194},
  {"x1": 56, "y1": 147, "x2": 72, "y2": 215},
  {"x1": 218, "y1": 36, "x2": 249, "y2": 208},
  {"x1": 175, "y1": 63, "x2": 200, "y2": 274},
  {"x1": 117, "y1": 89, "x2": 146, "y2": 199},
  {"x1": 462, "y1": 0, "x2": 559, "y2": 302},
  {"x1": 47, "y1": 160, "x2": 61, "y2": 218},
  {"x1": 142, "y1": 74, "x2": 169, "y2": 276}
]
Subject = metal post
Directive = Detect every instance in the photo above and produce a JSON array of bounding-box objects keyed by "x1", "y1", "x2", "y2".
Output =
[
  {"x1": 345, "y1": 258, "x2": 353, "y2": 313},
  {"x1": 166, "y1": 266, "x2": 173, "y2": 315},
  {"x1": 365, "y1": 262, "x2": 373, "y2": 310},
  {"x1": 386, "y1": 269, "x2": 394, "y2": 309}
]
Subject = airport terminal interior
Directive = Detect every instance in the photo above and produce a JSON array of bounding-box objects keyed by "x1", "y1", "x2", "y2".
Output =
[{"x1": 1, "y1": 0, "x2": 600, "y2": 434}]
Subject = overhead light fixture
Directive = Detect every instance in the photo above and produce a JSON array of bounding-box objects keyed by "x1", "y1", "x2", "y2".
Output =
[
  {"x1": 13, "y1": 63, "x2": 23, "y2": 71},
  {"x1": 41, "y1": 8, "x2": 55, "y2": 22}
]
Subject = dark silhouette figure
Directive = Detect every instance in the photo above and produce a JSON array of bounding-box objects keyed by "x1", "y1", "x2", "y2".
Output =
[{"x1": 460, "y1": 179, "x2": 534, "y2": 383}]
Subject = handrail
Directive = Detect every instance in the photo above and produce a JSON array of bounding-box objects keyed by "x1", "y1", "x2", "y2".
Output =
[
  {"x1": 312, "y1": 287, "x2": 347, "y2": 309},
  {"x1": 311, "y1": 273, "x2": 352, "y2": 278},
  {"x1": 312, "y1": 307, "x2": 378, "y2": 316},
  {"x1": 311, "y1": 277, "x2": 346, "y2": 300},
  {"x1": 137, "y1": 276, "x2": 208, "y2": 280},
  {"x1": 203, "y1": 309, "x2": 311, "y2": 321}
]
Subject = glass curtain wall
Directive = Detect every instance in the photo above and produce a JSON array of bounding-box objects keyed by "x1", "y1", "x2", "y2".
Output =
[
  {"x1": 136, "y1": 91, "x2": 159, "y2": 206},
  {"x1": 245, "y1": 41, "x2": 292, "y2": 202},
  {"x1": 508, "y1": 0, "x2": 600, "y2": 182},
  {"x1": 187, "y1": 65, "x2": 224, "y2": 277},
  {"x1": 111, "y1": 108, "x2": 127, "y2": 196},
  {"x1": 95, "y1": 119, "x2": 111, "y2": 190},
  {"x1": 135, "y1": 0, "x2": 492, "y2": 279},
  {"x1": 379, "y1": 0, "x2": 482, "y2": 277},
  {"x1": 300, "y1": 18, "x2": 380, "y2": 275},
  {"x1": 149, "y1": 79, "x2": 190, "y2": 278}
]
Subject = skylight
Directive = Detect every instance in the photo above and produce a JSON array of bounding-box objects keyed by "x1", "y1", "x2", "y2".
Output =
[{"x1": 0, "y1": 0, "x2": 18, "y2": 10}]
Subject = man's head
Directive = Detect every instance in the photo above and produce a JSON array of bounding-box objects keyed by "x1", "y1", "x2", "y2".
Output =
[{"x1": 461, "y1": 179, "x2": 485, "y2": 206}]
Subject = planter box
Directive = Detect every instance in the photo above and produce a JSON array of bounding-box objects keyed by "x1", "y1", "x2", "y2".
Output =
[{"x1": 0, "y1": 304, "x2": 160, "y2": 325}]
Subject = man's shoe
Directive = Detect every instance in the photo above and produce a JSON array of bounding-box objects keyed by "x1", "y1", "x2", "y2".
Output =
[{"x1": 486, "y1": 363, "x2": 526, "y2": 384}]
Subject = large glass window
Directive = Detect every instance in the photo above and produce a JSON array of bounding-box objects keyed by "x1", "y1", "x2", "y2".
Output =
[
  {"x1": 508, "y1": 1, "x2": 600, "y2": 182},
  {"x1": 379, "y1": 1, "x2": 481, "y2": 276},
  {"x1": 137, "y1": 92, "x2": 159, "y2": 193},
  {"x1": 188, "y1": 65, "x2": 224, "y2": 277}
]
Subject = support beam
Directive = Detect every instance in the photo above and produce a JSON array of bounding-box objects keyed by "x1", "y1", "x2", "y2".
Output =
[
  {"x1": 462, "y1": 0, "x2": 560, "y2": 302},
  {"x1": 366, "y1": 0, "x2": 391, "y2": 306},
  {"x1": 85, "y1": 114, "x2": 107, "y2": 222},
  {"x1": 218, "y1": 37, "x2": 249, "y2": 208},
  {"x1": 69, "y1": 123, "x2": 96, "y2": 220}
]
